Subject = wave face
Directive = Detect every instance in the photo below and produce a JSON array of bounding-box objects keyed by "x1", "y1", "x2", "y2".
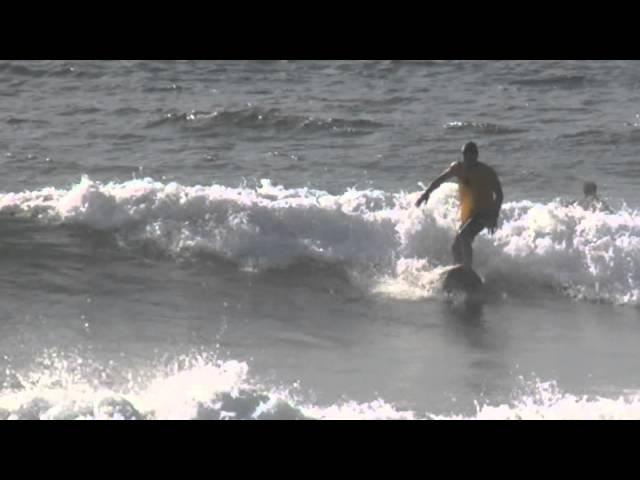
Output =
[{"x1": 0, "y1": 177, "x2": 637, "y2": 305}]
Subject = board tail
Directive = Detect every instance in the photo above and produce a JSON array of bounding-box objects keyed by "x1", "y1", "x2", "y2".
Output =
[{"x1": 442, "y1": 265, "x2": 483, "y2": 294}]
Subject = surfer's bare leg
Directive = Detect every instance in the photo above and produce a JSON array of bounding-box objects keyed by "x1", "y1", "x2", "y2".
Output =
[
  {"x1": 452, "y1": 217, "x2": 485, "y2": 267},
  {"x1": 452, "y1": 234, "x2": 465, "y2": 265},
  {"x1": 451, "y1": 234, "x2": 473, "y2": 267}
]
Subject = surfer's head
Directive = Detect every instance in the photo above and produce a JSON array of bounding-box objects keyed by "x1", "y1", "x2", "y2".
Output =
[
  {"x1": 462, "y1": 141, "x2": 479, "y2": 165},
  {"x1": 583, "y1": 181, "x2": 597, "y2": 197}
]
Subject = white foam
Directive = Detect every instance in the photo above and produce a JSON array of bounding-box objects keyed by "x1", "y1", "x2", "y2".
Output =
[
  {"x1": 1, "y1": 176, "x2": 639, "y2": 305},
  {"x1": 0, "y1": 351, "x2": 416, "y2": 420},
  {"x1": 435, "y1": 380, "x2": 640, "y2": 420},
  {"x1": 2, "y1": 352, "x2": 640, "y2": 420}
]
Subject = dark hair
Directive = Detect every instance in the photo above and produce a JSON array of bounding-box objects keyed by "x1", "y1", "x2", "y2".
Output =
[
  {"x1": 583, "y1": 181, "x2": 597, "y2": 196},
  {"x1": 462, "y1": 141, "x2": 478, "y2": 155}
]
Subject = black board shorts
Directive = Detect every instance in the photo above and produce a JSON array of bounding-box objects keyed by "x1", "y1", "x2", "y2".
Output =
[{"x1": 457, "y1": 214, "x2": 493, "y2": 240}]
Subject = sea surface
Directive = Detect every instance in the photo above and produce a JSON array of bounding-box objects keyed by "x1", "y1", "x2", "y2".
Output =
[{"x1": 1, "y1": 60, "x2": 640, "y2": 419}]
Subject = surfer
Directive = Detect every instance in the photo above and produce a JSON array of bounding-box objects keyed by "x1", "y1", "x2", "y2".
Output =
[
  {"x1": 575, "y1": 181, "x2": 611, "y2": 213},
  {"x1": 415, "y1": 141, "x2": 503, "y2": 268}
]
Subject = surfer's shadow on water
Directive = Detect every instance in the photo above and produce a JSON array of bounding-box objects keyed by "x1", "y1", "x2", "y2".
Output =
[
  {"x1": 441, "y1": 303, "x2": 491, "y2": 348},
  {"x1": 442, "y1": 290, "x2": 488, "y2": 323},
  {"x1": 439, "y1": 300, "x2": 511, "y2": 359}
]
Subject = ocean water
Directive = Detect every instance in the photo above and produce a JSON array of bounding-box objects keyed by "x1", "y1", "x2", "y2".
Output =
[{"x1": 2, "y1": 60, "x2": 640, "y2": 420}]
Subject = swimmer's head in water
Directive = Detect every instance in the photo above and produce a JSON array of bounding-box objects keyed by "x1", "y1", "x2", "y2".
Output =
[
  {"x1": 462, "y1": 141, "x2": 479, "y2": 165},
  {"x1": 583, "y1": 181, "x2": 597, "y2": 196}
]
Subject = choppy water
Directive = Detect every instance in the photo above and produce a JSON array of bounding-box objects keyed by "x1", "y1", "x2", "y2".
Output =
[{"x1": 2, "y1": 60, "x2": 640, "y2": 419}]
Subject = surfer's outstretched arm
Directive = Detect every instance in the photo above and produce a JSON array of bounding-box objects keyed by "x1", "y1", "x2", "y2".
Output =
[{"x1": 416, "y1": 163, "x2": 458, "y2": 207}]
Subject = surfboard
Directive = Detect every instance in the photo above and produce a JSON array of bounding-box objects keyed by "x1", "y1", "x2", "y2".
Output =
[{"x1": 440, "y1": 264, "x2": 483, "y2": 294}]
